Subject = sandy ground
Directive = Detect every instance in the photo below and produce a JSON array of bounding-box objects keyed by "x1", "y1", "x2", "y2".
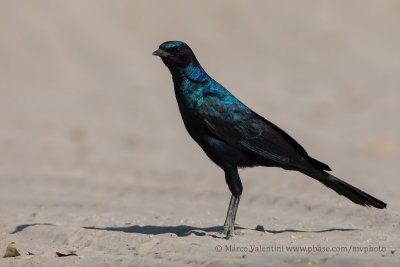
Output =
[{"x1": 0, "y1": 1, "x2": 399, "y2": 266}]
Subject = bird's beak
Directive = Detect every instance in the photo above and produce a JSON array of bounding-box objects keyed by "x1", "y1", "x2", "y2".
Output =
[{"x1": 152, "y1": 49, "x2": 172, "y2": 57}]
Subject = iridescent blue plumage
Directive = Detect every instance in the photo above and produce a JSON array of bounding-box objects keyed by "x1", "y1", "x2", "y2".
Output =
[
  {"x1": 158, "y1": 41, "x2": 325, "y2": 170},
  {"x1": 152, "y1": 41, "x2": 386, "y2": 238}
]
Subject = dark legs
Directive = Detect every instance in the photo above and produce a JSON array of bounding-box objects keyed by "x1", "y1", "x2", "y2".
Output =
[{"x1": 223, "y1": 167, "x2": 242, "y2": 239}]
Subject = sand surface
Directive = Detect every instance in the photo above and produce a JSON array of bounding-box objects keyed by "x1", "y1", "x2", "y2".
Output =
[{"x1": 0, "y1": 1, "x2": 399, "y2": 266}]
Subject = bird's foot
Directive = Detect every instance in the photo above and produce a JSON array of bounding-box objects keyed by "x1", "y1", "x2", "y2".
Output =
[{"x1": 223, "y1": 223, "x2": 235, "y2": 239}]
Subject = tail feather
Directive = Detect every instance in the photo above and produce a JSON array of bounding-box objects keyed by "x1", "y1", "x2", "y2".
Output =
[{"x1": 302, "y1": 170, "x2": 387, "y2": 209}]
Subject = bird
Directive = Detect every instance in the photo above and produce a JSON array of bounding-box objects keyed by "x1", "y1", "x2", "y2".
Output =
[{"x1": 152, "y1": 41, "x2": 387, "y2": 239}]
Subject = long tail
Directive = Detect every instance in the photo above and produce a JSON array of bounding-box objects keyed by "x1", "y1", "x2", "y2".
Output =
[{"x1": 301, "y1": 169, "x2": 387, "y2": 209}]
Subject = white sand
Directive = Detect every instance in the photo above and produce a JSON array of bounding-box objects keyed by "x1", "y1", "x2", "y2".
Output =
[{"x1": 0, "y1": 1, "x2": 399, "y2": 266}]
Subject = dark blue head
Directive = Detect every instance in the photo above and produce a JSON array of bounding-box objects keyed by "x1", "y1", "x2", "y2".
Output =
[{"x1": 153, "y1": 41, "x2": 199, "y2": 71}]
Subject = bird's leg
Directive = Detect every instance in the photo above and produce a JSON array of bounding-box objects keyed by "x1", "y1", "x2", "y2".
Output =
[
  {"x1": 223, "y1": 168, "x2": 242, "y2": 239},
  {"x1": 232, "y1": 195, "x2": 240, "y2": 224},
  {"x1": 223, "y1": 195, "x2": 241, "y2": 238},
  {"x1": 223, "y1": 195, "x2": 235, "y2": 234}
]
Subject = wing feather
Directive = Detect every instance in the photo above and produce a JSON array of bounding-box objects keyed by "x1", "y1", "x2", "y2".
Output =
[{"x1": 198, "y1": 95, "x2": 307, "y2": 167}]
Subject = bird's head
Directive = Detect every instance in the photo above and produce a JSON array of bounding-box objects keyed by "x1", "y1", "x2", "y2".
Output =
[
  {"x1": 153, "y1": 41, "x2": 198, "y2": 71},
  {"x1": 153, "y1": 41, "x2": 208, "y2": 82}
]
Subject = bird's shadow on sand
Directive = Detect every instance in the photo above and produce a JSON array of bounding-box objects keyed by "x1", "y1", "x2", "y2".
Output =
[
  {"x1": 9, "y1": 223, "x2": 360, "y2": 238},
  {"x1": 82, "y1": 225, "x2": 231, "y2": 239},
  {"x1": 265, "y1": 228, "x2": 359, "y2": 234},
  {"x1": 82, "y1": 224, "x2": 359, "y2": 238}
]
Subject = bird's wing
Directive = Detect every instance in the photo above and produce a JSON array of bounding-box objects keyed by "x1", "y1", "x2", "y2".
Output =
[{"x1": 197, "y1": 93, "x2": 314, "y2": 168}]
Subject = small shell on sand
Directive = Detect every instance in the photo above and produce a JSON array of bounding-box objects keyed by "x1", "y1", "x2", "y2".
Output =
[{"x1": 3, "y1": 242, "x2": 21, "y2": 258}]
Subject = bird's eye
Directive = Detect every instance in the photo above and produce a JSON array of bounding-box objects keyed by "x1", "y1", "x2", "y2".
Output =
[{"x1": 174, "y1": 47, "x2": 181, "y2": 54}]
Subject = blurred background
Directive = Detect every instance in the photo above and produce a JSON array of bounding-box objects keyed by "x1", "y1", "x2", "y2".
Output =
[
  {"x1": 0, "y1": 1, "x2": 399, "y2": 265},
  {"x1": 0, "y1": 0, "x2": 399, "y2": 218},
  {"x1": 1, "y1": 0, "x2": 398, "y2": 188}
]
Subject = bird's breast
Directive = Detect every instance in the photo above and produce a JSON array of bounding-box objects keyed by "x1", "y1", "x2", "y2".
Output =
[{"x1": 173, "y1": 88, "x2": 211, "y2": 140}]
